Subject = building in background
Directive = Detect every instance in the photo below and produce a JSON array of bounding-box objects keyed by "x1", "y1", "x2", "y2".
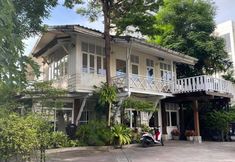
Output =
[{"x1": 215, "y1": 20, "x2": 235, "y2": 75}]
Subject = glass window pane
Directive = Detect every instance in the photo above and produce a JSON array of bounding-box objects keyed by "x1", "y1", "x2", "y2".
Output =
[
  {"x1": 116, "y1": 59, "x2": 126, "y2": 75},
  {"x1": 96, "y1": 46, "x2": 102, "y2": 55},
  {"x1": 171, "y1": 112, "x2": 177, "y2": 126},
  {"x1": 90, "y1": 55, "x2": 95, "y2": 73},
  {"x1": 132, "y1": 64, "x2": 138, "y2": 75},
  {"x1": 89, "y1": 44, "x2": 95, "y2": 53},
  {"x1": 82, "y1": 53, "x2": 88, "y2": 73},
  {"x1": 82, "y1": 42, "x2": 88, "y2": 52},
  {"x1": 97, "y1": 56, "x2": 102, "y2": 74}
]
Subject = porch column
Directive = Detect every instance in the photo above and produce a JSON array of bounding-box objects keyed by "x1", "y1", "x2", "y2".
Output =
[
  {"x1": 161, "y1": 101, "x2": 168, "y2": 140},
  {"x1": 179, "y1": 103, "x2": 185, "y2": 140},
  {"x1": 192, "y1": 100, "x2": 202, "y2": 143}
]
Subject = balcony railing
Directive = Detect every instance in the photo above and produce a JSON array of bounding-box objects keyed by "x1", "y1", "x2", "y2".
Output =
[
  {"x1": 174, "y1": 75, "x2": 234, "y2": 95},
  {"x1": 112, "y1": 74, "x2": 173, "y2": 94},
  {"x1": 112, "y1": 74, "x2": 234, "y2": 96}
]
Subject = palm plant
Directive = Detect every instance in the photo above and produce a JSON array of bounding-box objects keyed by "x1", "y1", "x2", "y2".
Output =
[{"x1": 111, "y1": 124, "x2": 131, "y2": 148}]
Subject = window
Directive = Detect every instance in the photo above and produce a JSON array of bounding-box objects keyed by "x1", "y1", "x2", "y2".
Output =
[
  {"x1": 166, "y1": 111, "x2": 178, "y2": 127},
  {"x1": 131, "y1": 55, "x2": 139, "y2": 75},
  {"x1": 81, "y1": 42, "x2": 105, "y2": 75},
  {"x1": 160, "y1": 62, "x2": 172, "y2": 81},
  {"x1": 146, "y1": 59, "x2": 154, "y2": 67},
  {"x1": 116, "y1": 59, "x2": 126, "y2": 75},
  {"x1": 221, "y1": 33, "x2": 232, "y2": 53},
  {"x1": 90, "y1": 55, "x2": 95, "y2": 73},
  {"x1": 49, "y1": 54, "x2": 68, "y2": 80},
  {"x1": 82, "y1": 53, "x2": 88, "y2": 73}
]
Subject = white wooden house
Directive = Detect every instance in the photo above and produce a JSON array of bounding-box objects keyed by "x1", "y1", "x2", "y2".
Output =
[{"x1": 32, "y1": 25, "x2": 234, "y2": 141}]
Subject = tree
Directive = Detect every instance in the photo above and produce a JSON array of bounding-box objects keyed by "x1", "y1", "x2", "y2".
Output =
[
  {"x1": 149, "y1": 0, "x2": 231, "y2": 78},
  {"x1": 0, "y1": 0, "x2": 57, "y2": 86},
  {"x1": 64, "y1": 0, "x2": 163, "y2": 85},
  {"x1": 94, "y1": 82, "x2": 117, "y2": 126},
  {"x1": 206, "y1": 110, "x2": 235, "y2": 141}
]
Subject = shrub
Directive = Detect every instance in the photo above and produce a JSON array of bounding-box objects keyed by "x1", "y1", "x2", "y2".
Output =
[
  {"x1": 140, "y1": 124, "x2": 151, "y2": 133},
  {"x1": 111, "y1": 124, "x2": 131, "y2": 147},
  {"x1": 185, "y1": 130, "x2": 195, "y2": 137},
  {"x1": 131, "y1": 128, "x2": 141, "y2": 143},
  {"x1": 171, "y1": 129, "x2": 180, "y2": 136},
  {"x1": 50, "y1": 131, "x2": 69, "y2": 148},
  {"x1": 76, "y1": 120, "x2": 111, "y2": 146}
]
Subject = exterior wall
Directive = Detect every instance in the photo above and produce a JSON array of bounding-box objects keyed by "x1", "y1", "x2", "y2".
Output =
[{"x1": 215, "y1": 21, "x2": 235, "y2": 76}]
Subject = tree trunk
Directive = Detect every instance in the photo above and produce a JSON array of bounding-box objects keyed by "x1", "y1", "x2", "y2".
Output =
[
  {"x1": 108, "y1": 102, "x2": 111, "y2": 126},
  {"x1": 102, "y1": 0, "x2": 111, "y2": 85}
]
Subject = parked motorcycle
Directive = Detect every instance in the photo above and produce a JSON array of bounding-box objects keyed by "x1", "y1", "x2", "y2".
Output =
[{"x1": 140, "y1": 128, "x2": 164, "y2": 147}]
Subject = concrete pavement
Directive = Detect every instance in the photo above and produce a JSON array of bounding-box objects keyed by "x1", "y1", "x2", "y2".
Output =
[{"x1": 47, "y1": 141, "x2": 235, "y2": 162}]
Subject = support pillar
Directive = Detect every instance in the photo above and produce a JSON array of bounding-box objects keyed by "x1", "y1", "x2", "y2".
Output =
[
  {"x1": 161, "y1": 101, "x2": 168, "y2": 140},
  {"x1": 192, "y1": 100, "x2": 202, "y2": 143},
  {"x1": 179, "y1": 103, "x2": 185, "y2": 140}
]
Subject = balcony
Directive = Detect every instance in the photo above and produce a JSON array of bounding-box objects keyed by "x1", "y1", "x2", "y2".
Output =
[
  {"x1": 112, "y1": 74, "x2": 234, "y2": 97},
  {"x1": 112, "y1": 74, "x2": 173, "y2": 95},
  {"x1": 174, "y1": 75, "x2": 234, "y2": 95}
]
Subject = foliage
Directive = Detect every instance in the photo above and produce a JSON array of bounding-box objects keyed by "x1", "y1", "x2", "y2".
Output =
[
  {"x1": 140, "y1": 124, "x2": 151, "y2": 133},
  {"x1": 0, "y1": 114, "x2": 53, "y2": 161},
  {"x1": 50, "y1": 131, "x2": 70, "y2": 148},
  {"x1": 64, "y1": 0, "x2": 163, "y2": 36},
  {"x1": 149, "y1": 0, "x2": 231, "y2": 78},
  {"x1": 76, "y1": 120, "x2": 111, "y2": 146},
  {"x1": 94, "y1": 82, "x2": 117, "y2": 106},
  {"x1": 185, "y1": 130, "x2": 195, "y2": 137},
  {"x1": 131, "y1": 128, "x2": 141, "y2": 143},
  {"x1": 94, "y1": 82, "x2": 117, "y2": 126},
  {"x1": 111, "y1": 124, "x2": 131, "y2": 147},
  {"x1": 171, "y1": 129, "x2": 180, "y2": 136},
  {"x1": 0, "y1": 114, "x2": 38, "y2": 161},
  {"x1": 0, "y1": 0, "x2": 56, "y2": 86},
  {"x1": 122, "y1": 97, "x2": 156, "y2": 112},
  {"x1": 206, "y1": 110, "x2": 235, "y2": 141}
]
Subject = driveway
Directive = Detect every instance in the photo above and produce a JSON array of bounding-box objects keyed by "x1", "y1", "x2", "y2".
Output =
[{"x1": 48, "y1": 141, "x2": 235, "y2": 162}]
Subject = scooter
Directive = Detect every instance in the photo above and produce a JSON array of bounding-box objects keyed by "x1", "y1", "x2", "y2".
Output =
[{"x1": 140, "y1": 128, "x2": 164, "y2": 147}]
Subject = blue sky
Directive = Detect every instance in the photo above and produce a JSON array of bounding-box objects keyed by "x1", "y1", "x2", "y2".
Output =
[{"x1": 24, "y1": 0, "x2": 235, "y2": 55}]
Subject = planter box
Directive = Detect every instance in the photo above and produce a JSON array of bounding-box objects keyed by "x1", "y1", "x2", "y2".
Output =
[
  {"x1": 172, "y1": 135, "x2": 180, "y2": 140},
  {"x1": 187, "y1": 136, "x2": 194, "y2": 141}
]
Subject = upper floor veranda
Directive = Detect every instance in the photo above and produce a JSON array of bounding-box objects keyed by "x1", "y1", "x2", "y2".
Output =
[{"x1": 31, "y1": 25, "x2": 234, "y2": 98}]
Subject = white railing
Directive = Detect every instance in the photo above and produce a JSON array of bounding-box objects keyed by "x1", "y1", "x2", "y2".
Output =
[
  {"x1": 112, "y1": 74, "x2": 173, "y2": 94},
  {"x1": 174, "y1": 75, "x2": 234, "y2": 94}
]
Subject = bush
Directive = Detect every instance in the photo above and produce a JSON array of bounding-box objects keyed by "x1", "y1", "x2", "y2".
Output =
[
  {"x1": 76, "y1": 120, "x2": 111, "y2": 146},
  {"x1": 185, "y1": 130, "x2": 195, "y2": 137},
  {"x1": 171, "y1": 129, "x2": 180, "y2": 136},
  {"x1": 50, "y1": 131, "x2": 69, "y2": 148},
  {"x1": 111, "y1": 124, "x2": 131, "y2": 147},
  {"x1": 140, "y1": 124, "x2": 151, "y2": 133},
  {"x1": 131, "y1": 128, "x2": 141, "y2": 143}
]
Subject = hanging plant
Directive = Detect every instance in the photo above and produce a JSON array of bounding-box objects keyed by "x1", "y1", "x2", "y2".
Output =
[{"x1": 122, "y1": 97, "x2": 156, "y2": 112}]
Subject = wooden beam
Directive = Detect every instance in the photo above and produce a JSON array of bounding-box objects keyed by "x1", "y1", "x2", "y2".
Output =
[
  {"x1": 161, "y1": 101, "x2": 167, "y2": 135},
  {"x1": 192, "y1": 100, "x2": 200, "y2": 136}
]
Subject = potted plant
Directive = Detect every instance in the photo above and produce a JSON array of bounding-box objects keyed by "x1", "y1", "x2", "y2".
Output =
[
  {"x1": 171, "y1": 129, "x2": 180, "y2": 140},
  {"x1": 185, "y1": 130, "x2": 195, "y2": 141}
]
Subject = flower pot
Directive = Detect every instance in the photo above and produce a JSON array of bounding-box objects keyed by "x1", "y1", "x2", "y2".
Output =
[
  {"x1": 172, "y1": 135, "x2": 180, "y2": 140},
  {"x1": 187, "y1": 136, "x2": 194, "y2": 141}
]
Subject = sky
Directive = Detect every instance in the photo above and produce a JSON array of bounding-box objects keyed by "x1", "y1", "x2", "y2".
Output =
[{"x1": 23, "y1": 0, "x2": 235, "y2": 55}]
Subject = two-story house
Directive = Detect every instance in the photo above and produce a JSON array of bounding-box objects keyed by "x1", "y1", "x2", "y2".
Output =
[{"x1": 32, "y1": 25, "x2": 234, "y2": 142}]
